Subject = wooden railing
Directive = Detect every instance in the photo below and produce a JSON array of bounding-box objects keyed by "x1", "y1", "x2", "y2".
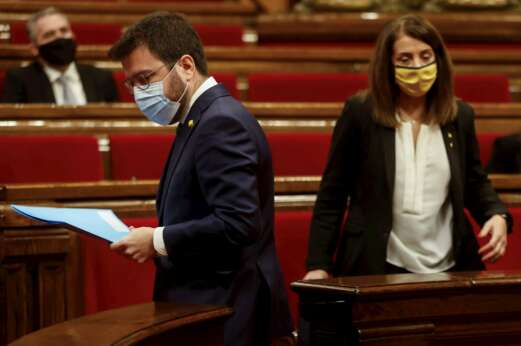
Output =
[
  {"x1": 9, "y1": 302, "x2": 232, "y2": 346},
  {"x1": 0, "y1": 102, "x2": 520, "y2": 134}
]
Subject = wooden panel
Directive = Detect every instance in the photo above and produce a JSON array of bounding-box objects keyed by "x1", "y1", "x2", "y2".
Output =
[
  {"x1": 38, "y1": 261, "x2": 66, "y2": 328},
  {"x1": 256, "y1": 12, "x2": 521, "y2": 43},
  {"x1": 292, "y1": 271, "x2": 521, "y2": 346},
  {"x1": 4, "y1": 263, "x2": 29, "y2": 344}
]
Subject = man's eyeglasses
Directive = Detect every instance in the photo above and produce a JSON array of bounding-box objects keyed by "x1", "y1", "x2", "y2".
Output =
[{"x1": 124, "y1": 64, "x2": 171, "y2": 93}]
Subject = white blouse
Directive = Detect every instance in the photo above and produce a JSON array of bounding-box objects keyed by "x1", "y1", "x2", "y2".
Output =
[{"x1": 386, "y1": 119, "x2": 455, "y2": 273}]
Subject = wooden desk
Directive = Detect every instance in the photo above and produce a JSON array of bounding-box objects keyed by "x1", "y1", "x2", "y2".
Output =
[
  {"x1": 292, "y1": 270, "x2": 521, "y2": 346},
  {"x1": 9, "y1": 302, "x2": 232, "y2": 346}
]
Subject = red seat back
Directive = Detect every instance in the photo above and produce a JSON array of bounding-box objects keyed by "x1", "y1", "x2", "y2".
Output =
[
  {"x1": 274, "y1": 210, "x2": 312, "y2": 323},
  {"x1": 9, "y1": 21, "x2": 123, "y2": 45},
  {"x1": 248, "y1": 72, "x2": 368, "y2": 102},
  {"x1": 477, "y1": 132, "x2": 503, "y2": 167},
  {"x1": 194, "y1": 24, "x2": 244, "y2": 46},
  {"x1": 455, "y1": 74, "x2": 511, "y2": 103},
  {"x1": 0, "y1": 135, "x2": 103, "y2": 183},
  {"x1": 267, "y1": 132, "x2": 332, "y2": 176},
  {"x1": 109, "y1": 134, "x2": 174, "y2": 180}
]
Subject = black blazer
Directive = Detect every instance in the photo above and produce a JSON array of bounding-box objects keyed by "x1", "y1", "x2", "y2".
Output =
[
  {"x1": 1, "y1": 61, "x2": 118, "y2": 103},
  {"x1": 307, "y1": 96, "x2": 512, "y2": 276},
  {"x1": 154, "y1": 84, "x2": 292, "y2": 345}
]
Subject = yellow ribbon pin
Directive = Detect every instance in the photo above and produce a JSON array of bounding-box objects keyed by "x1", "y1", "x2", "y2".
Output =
[{"x1": 188, "y1": 120, "x2": 194, "y2": 128}]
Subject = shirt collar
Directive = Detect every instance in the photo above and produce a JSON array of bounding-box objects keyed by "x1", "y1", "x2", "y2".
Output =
[
  {"x1": 42, "y1": 62, "x2": 80, "y2": 83},
  {"x1": 179, "y1": 76, "x2": 217, "y2": 124}
]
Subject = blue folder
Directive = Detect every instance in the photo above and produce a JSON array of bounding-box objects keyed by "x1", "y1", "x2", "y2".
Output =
[{"x1": 11, "y1": 204, "x2": 130, "y2": 243}]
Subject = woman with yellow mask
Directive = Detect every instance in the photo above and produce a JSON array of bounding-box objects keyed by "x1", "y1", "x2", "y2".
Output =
[{"x1": 303, "y1": 14, "x2": 512, "y2": 280}]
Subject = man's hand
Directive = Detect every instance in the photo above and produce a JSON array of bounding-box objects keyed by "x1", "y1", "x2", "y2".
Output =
[
  {"x1": 303, "y1": 269, "x2": 329, "y2": 281},
  {"x1": 478, "y1": 214, "x2": 508, "y2": 263},
  {"x1": 110, "y1": 226, "x2": 156, "y2": 263}
]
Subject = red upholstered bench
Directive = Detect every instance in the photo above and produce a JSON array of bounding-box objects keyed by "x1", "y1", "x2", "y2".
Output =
[
  {"x1": 274, "y1": 210, "x2": 312, "y2": 323},
  {"x1": 247, "y1": 72, "x2": 368, "y2": 102},
  {"x1": 81, "y1": 216, "x2": 157, "y2": 314},
  {"x1": 267, "y1": 132, "x2": 332, "y2": 176},
  {"x1": 0, "y1": 135, "x2": 103, "y2": 183},
  {"x1": 9, "y1": 21, "x2": 123, "y2": 45},
  {"x1": 109, "y1": 134, "x2": 175, "y2": 180},
  {"x1": 454, "y1": 74, "x2": 511, "y2": 103},
  {"x1": 194, "y1": 24, "x2": 245, "y2": 47},
  {"x1": 477, "y1": 132, "x2": 503, "y2": 167},
  {"x1": 112, "y1": 71, "x2": 239, "y2": 103}
]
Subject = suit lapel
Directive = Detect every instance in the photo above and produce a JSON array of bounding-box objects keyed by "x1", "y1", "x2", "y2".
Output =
[
  {"x1": 441, "y1": 121, "x2": 463, "y2": 206},
  {"x1": 381, "y1": 125, "x2": 396, "y2": 200},
  {"x1": 156, "y1": 84, "x2": 230, "y2": 223},
  {"x1": 77, "y1": 65, "x2": 95, "y2": 102},
  {"x1": 33, "y1": 63, "x2": 56, "y2": 102}
]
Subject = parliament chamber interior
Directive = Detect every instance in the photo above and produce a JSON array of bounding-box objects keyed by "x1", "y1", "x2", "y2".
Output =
[{"x1": 1, "y1": 0, "x2": 521, "y2": 345}]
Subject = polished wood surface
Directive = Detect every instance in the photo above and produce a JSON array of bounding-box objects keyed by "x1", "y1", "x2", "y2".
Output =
[
  {"x1": 292, "y1": 270, "x2": 521, "y2": 345},
  {"x1": 257, "y1": 12, "x2": 521, "y2": 43},
  {"x1": 0, "y1": 102, "x2": 521, "y2": 134},
  {"x1": 9, "y1": 302, "x2": 232, "y2": 346},
  {"x1": 0, "y1": 0, "x2": 257, "y2": 16}
]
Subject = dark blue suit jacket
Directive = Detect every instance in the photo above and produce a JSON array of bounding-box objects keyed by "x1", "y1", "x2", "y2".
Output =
[{"x1": 154, "y1": 84, "x2": 292, "y2": 345}]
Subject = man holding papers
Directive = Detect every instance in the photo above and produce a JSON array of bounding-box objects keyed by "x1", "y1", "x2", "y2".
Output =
[{"x1": 108, "y1": 12, "x2": 293, "y2": 346}]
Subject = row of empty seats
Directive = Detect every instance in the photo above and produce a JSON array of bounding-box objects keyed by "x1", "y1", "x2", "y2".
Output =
[
  {"x1": 5, "y1": 21, "x2": 247, "y2": 46},
  {"x1": 2, "y1": 133, "x2": 520, "y2": 323},
  {"x1": 0, "y1": 70, "x2": 512, "y2": 103},
  {"x1": 0, "y1": 132, "x2": 507, "y2": 184}
]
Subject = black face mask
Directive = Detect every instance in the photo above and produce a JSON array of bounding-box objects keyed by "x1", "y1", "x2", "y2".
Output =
[{"x1": 38, "y1": 38, "x2": 77, "y2": 66}]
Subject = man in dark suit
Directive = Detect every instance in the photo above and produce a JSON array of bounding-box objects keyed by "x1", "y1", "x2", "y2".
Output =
[
  {"x1": 108, "y1": 12, "x2": 293, "y2": 346},
  {"x1": 1, "y1": 7, "x2": 118, "y2": 104}
]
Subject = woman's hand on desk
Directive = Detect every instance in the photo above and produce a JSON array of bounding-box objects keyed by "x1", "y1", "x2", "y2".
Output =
[
  {"x1": 478, "y1": 214, "x2": 508, "y2": 263},
  {"x1": 303, "y1": 269, "x2": 329, "y2": 280}
]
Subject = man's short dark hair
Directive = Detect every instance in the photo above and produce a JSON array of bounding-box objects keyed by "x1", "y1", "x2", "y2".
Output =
[{"x1": 109, "y1": 12, "x2": 208, "y2": 75}]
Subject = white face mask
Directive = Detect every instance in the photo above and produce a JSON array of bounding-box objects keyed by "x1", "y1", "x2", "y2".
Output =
[{"x1": 133, "y1": 65, "x2": 188, "y2": 125}]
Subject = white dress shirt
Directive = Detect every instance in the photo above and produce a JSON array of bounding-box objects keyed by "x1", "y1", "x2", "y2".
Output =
[
  {"x1": 153, "y1": 76, "x2": 218, "y2": 256},
  {"x1": 43, "y1": 63, "x2": 87, "y2": 105},
  {"x1": 386, "y1": 118, "x2": 455, "y2": 273}
]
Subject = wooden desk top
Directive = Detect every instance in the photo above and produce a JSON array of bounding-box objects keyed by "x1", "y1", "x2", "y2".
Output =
[
  {"x1": 9, "y1": 302, "x2": 232, "y2": 346},
  {"x1": 291, "y1": 270, "x2": 521, "y2": 297}
]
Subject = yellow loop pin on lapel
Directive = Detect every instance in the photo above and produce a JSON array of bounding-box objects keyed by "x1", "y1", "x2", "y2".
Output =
[{"x1": 188, "y1": 120, "x2": 194, "y2": 128}]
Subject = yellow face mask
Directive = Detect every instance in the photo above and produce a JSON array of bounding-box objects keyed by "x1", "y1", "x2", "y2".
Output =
[{"x1": 394, "y1": 61, "x2": 437, "y2": 97}]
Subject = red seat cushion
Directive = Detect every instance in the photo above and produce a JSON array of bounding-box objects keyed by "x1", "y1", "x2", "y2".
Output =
[
  {"x1": 274, "y1": 210, "x2": 312, "y2": 323},
  {"x1": 194, "y1": 24, "x2": 244, "y2": 47},
  {"x1": 455, "y1": 74, "x2": 511, "y2": 103},
  {"x1": 10, "y1": 21, "x2": 123, "y2": 45},
  {"x1": 477, "y1": 132, "x2": 503, "y2": 167},
  {"x1": 213, "y1": 72, "x2": 239, "y2": 99},
  {"x1": 110, "y1": 134, "x2": 174, "y2": 180},
  {"x1": 0, "y1": 135, "x2": 103, "y2": 183},
  {"x1": 267, "y1": 132, "x2": 332, "y2": 176},
  {"x1": 248, "y1": 72, "x2": 368, "y2": 102}
]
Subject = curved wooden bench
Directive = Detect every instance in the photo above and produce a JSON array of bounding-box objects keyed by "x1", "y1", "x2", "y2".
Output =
[{"x1": 9, "y1": 302, "x2": 232, "y2": 346}]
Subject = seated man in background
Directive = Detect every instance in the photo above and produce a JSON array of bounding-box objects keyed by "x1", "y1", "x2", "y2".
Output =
[{"x1": 1, "y1": 7, "x2": 118, "y2": 104}]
